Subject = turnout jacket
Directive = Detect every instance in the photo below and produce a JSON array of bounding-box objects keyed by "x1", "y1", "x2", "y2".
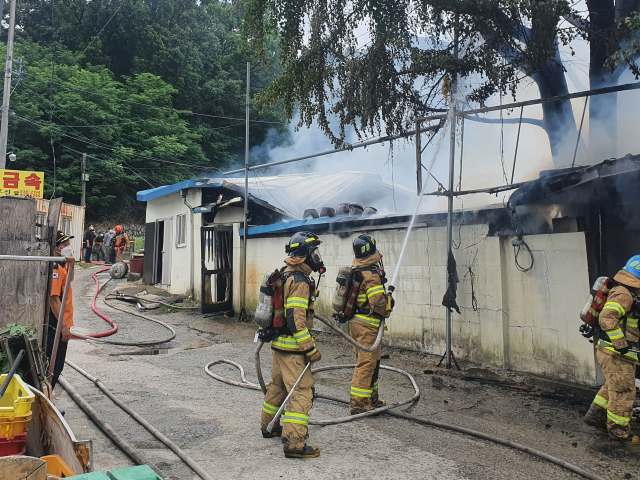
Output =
[
  {"x1": 352, "y1": 251, "x2": 390, "y2": 330},
  {"x1": 597, "y1": 270, "x2": 640, "y2": 364},
  {"x1": 270, "y1": 258, "x2": 318, "y2": 357}
]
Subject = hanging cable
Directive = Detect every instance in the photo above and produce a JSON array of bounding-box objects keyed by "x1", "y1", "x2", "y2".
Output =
[
  {"x1": 512, "y1": 228, "x2": 534, "y2": 273},
  {"x1": 465, "y1": 266, "x2": 478, "y2": 311}
]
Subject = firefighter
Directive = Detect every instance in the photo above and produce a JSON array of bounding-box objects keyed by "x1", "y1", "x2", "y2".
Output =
[
  {"x1": 584, "y1": 255, "x2": 640, "y2": 446},
  {"x1": 349, "y1": 234, "x2": 392, "y2": 415},
  {"x1": 260, "y1": 231, "x2": 324, "y2": 458},
  {"x1": 113, "y1": 225, "x2": 129, "y2": 263}
]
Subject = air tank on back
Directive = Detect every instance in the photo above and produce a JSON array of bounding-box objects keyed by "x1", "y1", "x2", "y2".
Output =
[
  {"x1": 254, "y1": 270, "x2": 275, "y2": 328},
  {"x1": 332, "y1": 266, "x2": 353, "y2": 313}
]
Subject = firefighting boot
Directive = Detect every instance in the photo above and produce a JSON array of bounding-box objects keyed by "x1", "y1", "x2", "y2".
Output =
[
  {"x1": 284, "y1": 445, "x2": 320, "y2": 458},
  {"x1": 370, "y1": 389, "x2": 387, "y2": 409},
  {"x1": 262, "y1": 425, "x2": 282, "y2": 438},
  {"x1": 583, "y1": 404, "x2": 608, "y2": 433},
  {"x1": 350, "y1": 395, "x2": 374, "y2": 415},
  {"x1": 616, "y1": 435, "x2": 640, "y2": 448}
]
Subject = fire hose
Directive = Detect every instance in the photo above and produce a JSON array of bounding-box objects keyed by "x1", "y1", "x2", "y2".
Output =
[
  {"x1": 69, "y1": 269, "x2": 176, "y2": 346},
  {"x1": 205, "y1": 333, "x2": 605, "y2": 480},
  {"x1": 65, "y1": 266, "x2": 603, "y2": 479}
]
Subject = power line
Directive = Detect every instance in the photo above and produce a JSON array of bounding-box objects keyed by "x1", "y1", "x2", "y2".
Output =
[
  {"x1": 60, "y1": 144, "x2": 159, "y2": 189},
  {"x1": 77, "y1": 0, "x2": 126, "y2": 60},
  {"x1": 14, "y1": 113, "x2": 221, "y2": 170},
  {"x1": 16, "y1": 81, "x2": 244, "y2": 134},
  {"x1": 29, "y1": 77, "x2": 288, "y2": 125}
]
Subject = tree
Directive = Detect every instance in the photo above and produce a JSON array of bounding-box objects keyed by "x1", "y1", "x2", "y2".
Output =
[
  {"x1": 7, "y1": 41, "x2": 208, "y2": 217},
  {"x1": 4, "y1": 0, "x2": 289, "y2": 218},
  {"x1": 239, "y1": 0, "x2": 576, "y2": 164}
]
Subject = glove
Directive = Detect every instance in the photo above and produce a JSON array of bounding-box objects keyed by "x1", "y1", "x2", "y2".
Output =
[
  {"x1": 613, "y1": 338, "x2": 629, "y2": 355},
  {"x1": 308, "y1": 350, "x2": 322, "y2": 363},
  {"x1": 615, "y1": 346, "x2": 630, "y2": 355}
]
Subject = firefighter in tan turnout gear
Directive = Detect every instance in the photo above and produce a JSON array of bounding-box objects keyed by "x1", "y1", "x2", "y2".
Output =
[
  {"x1": 350, "y1": 234, "x2": 392, "y2": 415},
  {"x1": 584, "y1": 255, "x2": 640, "y2": 445},
  {"x1": 260, "y1": 232, "x2": 324, "y2": 458}
]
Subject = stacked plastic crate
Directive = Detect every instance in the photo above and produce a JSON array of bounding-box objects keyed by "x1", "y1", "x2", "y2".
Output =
[{"x1": 0, "y1": 374, "x2": 35, "y2": 456}]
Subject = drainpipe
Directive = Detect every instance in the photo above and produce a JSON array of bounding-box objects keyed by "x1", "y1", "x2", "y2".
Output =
[{"x1": 182, "y1": 189, "x2": 195, "y2": 299}]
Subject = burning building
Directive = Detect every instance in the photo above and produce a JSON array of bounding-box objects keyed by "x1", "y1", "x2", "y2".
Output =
[{"x1": 137, "y1": 156, "x2": 640, "y2": 385}]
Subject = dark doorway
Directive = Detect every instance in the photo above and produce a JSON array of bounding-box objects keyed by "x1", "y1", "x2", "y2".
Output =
[{"x1": 201, "y1": 225, "x2": 233, "y2": 313}]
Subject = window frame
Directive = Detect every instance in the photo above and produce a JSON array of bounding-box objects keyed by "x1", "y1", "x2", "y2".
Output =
[
  {"x1": 176, "y1": 212, "x2": 187, "y2": 248},
  {"x1": 61, "y1": 216, "x2": 72, "y2": 235},
  {"x1": 35, "y1": 213, "x2": 46, "y2": 238}
]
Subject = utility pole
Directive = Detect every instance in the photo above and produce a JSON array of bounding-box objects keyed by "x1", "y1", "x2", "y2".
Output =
[
  {"x1": 240, "y1": 62, "x2": 250, "y2": 321},
  {"x1": 0, "y1": 0, "x2": 17, "y2": 169},
  {"x1": 445, "y1": 17, "x2": 459, "y2": 370},
  {"x1": 81, "y1": 153, "x2": 87, "y2": 206}
]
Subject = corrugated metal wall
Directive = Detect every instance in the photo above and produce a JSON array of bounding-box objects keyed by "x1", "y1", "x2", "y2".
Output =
[{"x1": 36, "y1": 199, "x2": 85, "y2": 259}]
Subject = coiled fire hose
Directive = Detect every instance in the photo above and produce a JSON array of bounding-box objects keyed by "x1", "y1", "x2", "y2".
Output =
[
  {"x1": 205, "y1": 329, "x2": 605, "y2": 480},
  {"x1": 70, "y1": 269, "x2": 177, "y2": 346}
]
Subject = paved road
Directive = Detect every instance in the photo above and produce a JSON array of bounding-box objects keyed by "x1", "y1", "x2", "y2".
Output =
[{"x1": 54, "y1": 266, "x2": 638, "y2": 479}]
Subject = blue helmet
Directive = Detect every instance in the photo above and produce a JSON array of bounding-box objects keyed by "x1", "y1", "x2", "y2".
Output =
[{"x1": 622, "y1": 255, "x2": 640, "y2": 279}]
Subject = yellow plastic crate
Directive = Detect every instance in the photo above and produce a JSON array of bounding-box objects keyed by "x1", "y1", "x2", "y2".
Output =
[
  {"x1": 0, "y1": 411, "x2": 31, "y2": 439},
  {"x1": 0, "y1": 374, "x2": 35, "y2": 420}
]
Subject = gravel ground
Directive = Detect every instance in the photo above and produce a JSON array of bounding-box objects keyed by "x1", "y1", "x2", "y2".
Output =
[{"x1": 53, "y1": 266, "x2": 640, "y2": 480}]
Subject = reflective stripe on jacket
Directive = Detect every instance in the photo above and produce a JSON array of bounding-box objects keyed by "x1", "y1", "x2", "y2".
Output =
[
  {"x1": 597, "y1": 280, "x2": 640, "y2": 364},
  {"x1": 271, "y1": 260, "x2": 317, "y2": 356},
  {"x1": 351, "y1": 251, "x2": 389, "y2": 330}
]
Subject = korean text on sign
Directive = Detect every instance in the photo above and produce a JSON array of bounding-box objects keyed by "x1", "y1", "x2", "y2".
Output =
[{"x1": 0, "y1": 170, "x2": 44, "y2": 198}]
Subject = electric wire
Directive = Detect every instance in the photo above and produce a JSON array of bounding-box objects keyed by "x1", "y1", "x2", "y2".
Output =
[
  {"x1": 31, "y1": 77, "x2": 287, "y2": 125},
  {"x1": 77, "y1": 0, "x2": 125, "y2": 60},
  {"x1": 513, "y1": 229, "x2": 534, "y2": 273}
]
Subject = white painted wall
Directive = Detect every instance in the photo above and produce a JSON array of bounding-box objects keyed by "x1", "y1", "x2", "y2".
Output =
[
  {"x1": 234, "y1": 226, "x2": 596, "y2": 384},
  {"x1": 145, "y1": 190, "x2": 202, "y2": 299}
]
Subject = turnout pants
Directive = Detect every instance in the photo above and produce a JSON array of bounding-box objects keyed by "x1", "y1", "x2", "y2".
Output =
[
  {"x1": 589, "y1": 349, "x2": 637, "y2": 439},
  {"x1": 45, "y1": 314, "x2": 68, "y2": 390},
  {"x1": 116, "y1": 248, "x2": 124, "y2": 262},
  {"x1": 261, "y1": 350, "x2": 314, "y2": 452},
  {"x1": 349, "y1": 322, "x2": 381, "y2": 412}
]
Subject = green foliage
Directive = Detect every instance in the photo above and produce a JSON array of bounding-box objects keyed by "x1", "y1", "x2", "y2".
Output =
[
  {"x1": 0, "y1": 324, "x2": 37, "y2": 337},
  {"x1": 8, "y1": 0, "x2": 287, "y2": 219},
  {"x1": 237, "y1": 0, "x2": 573, "y2": 146},
  {"x1": 0, "y1": 325, "x2": 37, "y2": 377},
  {"x1": 605, "y1": 12, "x2": 640, "y2": 77}
]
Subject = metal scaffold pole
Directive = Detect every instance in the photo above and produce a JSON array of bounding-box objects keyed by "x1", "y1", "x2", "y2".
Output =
[
  {"x1": 240, "y1": 62, "x2": 250, "y2": 321},
  {"x1": 445, "y1": 17, "x2": 459, "y2": 370}
]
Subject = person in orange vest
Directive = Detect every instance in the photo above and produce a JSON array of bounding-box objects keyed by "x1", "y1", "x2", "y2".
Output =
[
  {"x1": 47, "y1": 231, "x2": 76, "y2": 389},
  {"x1": 113, "y1": 225, "x2": 129, "y2": 263}
]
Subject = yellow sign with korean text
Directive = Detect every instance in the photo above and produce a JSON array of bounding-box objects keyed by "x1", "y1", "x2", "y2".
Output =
[{"x1": 0, "y1": 170, "x2": 45, "y2": 198}]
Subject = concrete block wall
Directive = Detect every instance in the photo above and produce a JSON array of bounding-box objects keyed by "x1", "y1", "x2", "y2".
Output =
[{"x1": 234, "y1": 225, "x2": 596, "y2": 384}]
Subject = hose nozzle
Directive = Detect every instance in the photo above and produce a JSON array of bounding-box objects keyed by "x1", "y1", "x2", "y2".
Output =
[{"x1": 385, "y1": 285, "x2": 395, "y2": 313}]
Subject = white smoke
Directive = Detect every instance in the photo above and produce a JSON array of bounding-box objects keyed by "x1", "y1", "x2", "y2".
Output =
[{"x1": 239, "y1": 10, "x2": 640, "y2": 215}]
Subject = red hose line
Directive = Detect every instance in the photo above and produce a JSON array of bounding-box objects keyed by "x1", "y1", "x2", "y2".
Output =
[{"x1": 86, "y1": 268, "x2": 119, "y2": 338}]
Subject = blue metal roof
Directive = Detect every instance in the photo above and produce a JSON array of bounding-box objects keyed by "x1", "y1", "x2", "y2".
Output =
[
  {"x1": 136, "y1": 179, "x2": 222, "y2": 202},
  {"x1": 239, "y1": 213, "x2": 412, "y2": 238}
]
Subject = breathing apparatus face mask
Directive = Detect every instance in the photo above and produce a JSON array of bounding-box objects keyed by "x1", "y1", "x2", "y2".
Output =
[
  {"x1": 306, "y1": 249, "x2": 325, "y2": 273},
  {"x1": 60, "y1": 245, "x2": 73, "y2": 258}
]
